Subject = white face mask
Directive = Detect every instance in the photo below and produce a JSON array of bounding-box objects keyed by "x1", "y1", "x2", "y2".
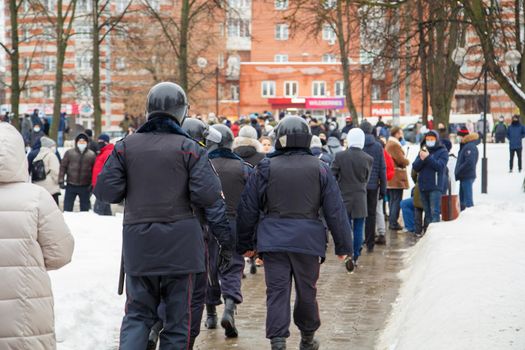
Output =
[
  {"x1": 34, "y1": 127, "x2": 41, "y2": 133},
  {"x1": 77, "y1": 143, "x2": 87, "y2": 152}
]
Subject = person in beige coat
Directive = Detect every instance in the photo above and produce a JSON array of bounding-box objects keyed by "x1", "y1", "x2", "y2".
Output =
[
  {"x1": 0, "y1": 123, "x2": 74, "y2": 350},
  {"x1": 31, "y1": 136, "x2": 61, "y2": 205},
  {"x1": 385, "y1": 127, "x2": 410, "y2": 231}
]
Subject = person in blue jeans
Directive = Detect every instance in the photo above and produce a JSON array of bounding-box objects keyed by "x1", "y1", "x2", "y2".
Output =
[
  {"x1": 455, "y1": 128, "x2": 480, "y2": 210},
  {"x1": 412, "y1": 131, "x2": 449, "y2": 227},
  {"x1": 400, "y1": 197, "x2": 415, "y2": 233}
]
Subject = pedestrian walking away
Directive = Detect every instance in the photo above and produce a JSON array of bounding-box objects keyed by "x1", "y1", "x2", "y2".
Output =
[
  {"x1": 237, "y1": 116, "x2": 353, "y2": 350},
  {"x1": 94, "y1": 82, "x2": 234, "y2": 350},
  {"x1": 28, "y1": 136, "x2": 61, "y2": 205},
  {"x1": 233, "y1": 125, "x2": 266, "y2": 167},
  {"x1": 507, "y1": 115, "x2": 525, "y2": 172}
]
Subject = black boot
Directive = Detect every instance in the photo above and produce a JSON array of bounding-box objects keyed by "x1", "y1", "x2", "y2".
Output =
[
  {"x1": 205, "y1": 304, "x2": 218, "y2": 329},
  {"x1": 220, "y1": 298, "x2": 238, "y2": 338},
  {"x1": 250, "y1": 257, "x2": 257, "y2": 274},
  {"x1": 375, "y1": 235, "x2": 386, "y2": 245},
  {"x1": 299, "y1": 331, "x2": 320, "y2": 350},
  {"x1": 188, "y1": 336, "x2": 196, "y2": 349},
  {"x1": 271, "y1": 337, "x2": 287, "y2": 350},
  {"x1": 147, "y1": 320, "x2": 162, "y2": 350}
]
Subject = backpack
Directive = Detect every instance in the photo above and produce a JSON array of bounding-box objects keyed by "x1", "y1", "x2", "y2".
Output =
[{"x1": 30, "y1": 159, "x2": 47, "y2": 182}]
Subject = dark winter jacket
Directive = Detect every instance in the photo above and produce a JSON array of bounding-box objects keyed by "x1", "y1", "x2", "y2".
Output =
[
  {"x1": 493, "y1": 122, "x2": 507, "y2": 139},
  {"x1": 412, "y1": 131, "x2": 449, "y2": 193},
  {"x1": 507, "y1": 122, "x2": 525, "y2": 150},
  {"x1": 59, "y1": 134, "x2": 96, "y2": 186},
  {"x1": 233, "y1": 137, "x2": 266, "y2": 167},
  {"x1": 455, "y1": 133, "x2": 480, "y2": 181},
  {"x1": 332, "y1": 148, "x2": 373, "y2": 218},
  {"x1": 311, "y1": 147, "x2": 333, "y2": 165},
  {"x1": 27, "y1": 139, "x2": 42, "y2": 172},
  {"x1": 341, "y1": 123, "x2": 354, "y2": 135},
  {"x1": 236, "y1": 149, "x2": 352, "y2": 258},
  {"x1": 363, "y1": 134, "x2": 387, "y2": 194},
  {"x1": 94, "y1": 117, "x2": 233, "y2": 276},
  {"x1": 30, "y1": 130, "x2": 45, "y2": 148}
]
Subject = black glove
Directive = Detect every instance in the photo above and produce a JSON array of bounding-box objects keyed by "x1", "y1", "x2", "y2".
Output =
[
  {"x1": 217, "y1": 247, "x2": 233, "y2": 273},
  {"x1": 59, "y1": 182, "x2": 66, "y2": 189}
]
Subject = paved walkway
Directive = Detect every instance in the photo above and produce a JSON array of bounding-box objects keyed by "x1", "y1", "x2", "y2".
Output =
[{"x1": 194, "y1": 230, "x2": 416, "y2": 350}]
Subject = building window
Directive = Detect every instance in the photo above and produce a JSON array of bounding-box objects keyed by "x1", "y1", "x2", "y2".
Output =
[
  {"x1": 116, "y1": 57, "x2": 126, "y2": 70},
  {"x1": 335, "y1": 80, "x2": 344, "y2": 96},
  {"x1": 22, "y1": 28, "x2": 31, "y2": 42},
  {"x1": 275, "y1": 24, "x2": 289, "y2": 40},
  {"x1": 312, "y1": 81, "x2": 326, "y2": 97},
  {"x1": 146, "y1": 0, "x2": 160, "y2": 11},
  {"x1": 371, "y1": 83, "x2": 381, "y2": 100},
  {"x1": 22, "y1": 86, "x2": 31, "y2": 99},
  {"x1": 228, "y1": 18, "x2": 250, "y2": 38},
  {"x1": 44, "y1": 0, "x2": 56, "y2": 11},
  {"x1": 261, "y1": 81, "x2": 276, "y2": 97},
  {"x1": 274, "y1": 54, "x2": 288, "y2": 62},
  {"x1": 322, "y1": 24, "x2": 336, "y2": 41},
  {"x1": 229, "y1": 0, "x2": 250, "y2": 8},
  {"x1": 43, "y1": 56, "x2": 56, "y2": 72},
  {"x1": 76, "y1": 53, "x2": 93, "y2": 71},
  {"x1": 78, "y1": 84, "x2": 92, "y2": 98},
  {"x1": 75, "y1": 25, "x2": 91, "y2": 40},
  {"x1": 44, "y1": 85, "x2": 55, "y2": 99},
  {"x1": 23, "y1": 0, "x2": 31, "y2": 13},
  {"x1": 77, "y1": 0, "x2": 91, "y2": 12},
  {"x1": 43, "y1": 25, "x2": 55, "y2": 39},
  {"x1": 116, "y1": 0, "x2": 129, "y2": 12},
  {"x1": 23, "y1": 57, "x2": 31, "y2": 71},
  {"x1": 275, "y1": 0, "x2": 288, "y2": 10},
  {"x1": 284, "y1": 81, "x2": 298, "y2": 97},
  {"x1": 455, "y1": 95, "x2": 489, "y2": 114},
  {"x1": 231, "y1": 84, "x2": 239, "y2": 101},
  {"x1": 322, "y1": 53, "x2": 336, "y2": 62},
  {"x1": 323, "y1": 0, "x2": 336, "y2": 9}
]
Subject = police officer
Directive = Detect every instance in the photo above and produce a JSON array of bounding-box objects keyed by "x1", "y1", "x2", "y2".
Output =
[
  {"x1": 237, "y1": 116, "x2": 353, "y2": 350},
  {"x1": 94, "y1": 82, "x2": 234, "y2": 349},
  {"x1": 204, "y1": 124, "x2": 254, "y2": 338}
]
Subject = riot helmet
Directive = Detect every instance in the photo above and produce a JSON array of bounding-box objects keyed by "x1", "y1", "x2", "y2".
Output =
[
  {"x1": 182, "y1": 118, "x2": 208, "y2": 143},
  {"x1": 206, "y1": 124, "x2": 234, "y2": 151},
  {"x1": 146, "y1": 82, "x2": 189, "y2": 125},
  {"x1": 274, "y1": 116, "x2": 312, "y2": 150}
]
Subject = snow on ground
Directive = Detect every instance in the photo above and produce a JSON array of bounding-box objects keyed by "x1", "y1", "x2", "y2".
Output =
[
  {"x1": 49, "y1": 213, "x2": 125, "y2": 350},
  {"x1": 378, "y1": 143, "x2": 525, "y2": 350}
]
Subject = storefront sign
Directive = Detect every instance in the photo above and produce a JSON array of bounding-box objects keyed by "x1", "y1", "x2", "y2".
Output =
[
  {"x1": 305, "y1": 98, "x2": 345, "y2": 109},
  {"x1": 371, "y1": 101, "x2": 393, "y2": 117}
]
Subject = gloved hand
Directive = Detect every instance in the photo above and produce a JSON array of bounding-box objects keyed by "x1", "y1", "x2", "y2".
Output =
[
  {"x1": 59, "y1": 182, "x2": 66, "y2": 189},
  {"x1": 218, "y1": 247, "x2": 233, "y2": 273}
]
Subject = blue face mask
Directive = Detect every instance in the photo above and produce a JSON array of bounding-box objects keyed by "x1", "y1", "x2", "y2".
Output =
[{"x1": 426, "y1": 140, "x2": 436, "y2": 148}]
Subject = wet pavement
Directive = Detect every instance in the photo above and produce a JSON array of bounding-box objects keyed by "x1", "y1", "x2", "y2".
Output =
[{"x1": 194, "y1": 230, "x2": 416, "y2": 350}]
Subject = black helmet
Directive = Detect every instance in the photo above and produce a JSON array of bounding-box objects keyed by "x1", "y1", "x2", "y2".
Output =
[
  {"x1": 206, "y1": 124, "x2": 234, "y2": 151},
  {"x1": 274, "y1": 116, "x2": 312, "y2": 150},
  {"x1": 182, "y1": 118, "x2": 208, "y2": 143},
  {"x1": 146, "y1": 82, "x2": 189, "y2": 125}
]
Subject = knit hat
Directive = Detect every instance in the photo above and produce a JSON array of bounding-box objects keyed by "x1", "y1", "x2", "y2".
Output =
[
  {"x1": 310, "y1": 135, "x2": 322, "y2": 148},
  {"x1": 359, "y1": 120, "x2": 373, "y2": 134},
  {"x1": 98, "y1": 133, "x2": 110, "y2": 143},
  {"x1": 238, "y1": 125, "x2": 258, "y2": 140},
  {"x1": 40, "y1": 136, "x2": 56, "y2": 149},
  {"x1": 75, "y1": 133, "x2": 89, "y2": 143},
  {"x1": 457, "y1": 128, "x2": 469, "y2": 137},
  {"x1": 346, "y1": 128, "x2": 365, "y2": 149}
]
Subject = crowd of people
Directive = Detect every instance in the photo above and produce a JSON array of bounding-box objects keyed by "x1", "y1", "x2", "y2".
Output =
[{"x1": 2, "y1": 83, "x2": 525, "y2": 349}]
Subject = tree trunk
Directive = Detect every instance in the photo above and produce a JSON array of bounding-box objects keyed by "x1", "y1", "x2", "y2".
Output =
[
  {"x1": 50, "y1": 4, "x2": 66, "y2": 142},
  {"x1": 178, "y1": 0, "x2": 190, "y2": 92},
  {"x1": 417, "y1": 0, "x2": 429, "y2": 125},
  {"x1": 9, "y1": 0, "x2": 20, "y2": 130},
  {"x1": 92, "y1": 0, "x2": 102, "y2": 136}
]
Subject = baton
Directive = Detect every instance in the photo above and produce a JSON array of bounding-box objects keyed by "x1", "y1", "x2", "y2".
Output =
[{"x1": 118, "y1": 253, "x2": 125, "y2": 295}]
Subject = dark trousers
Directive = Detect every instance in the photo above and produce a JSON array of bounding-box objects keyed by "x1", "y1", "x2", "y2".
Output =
[
  {"x1": 388, "y1": 189, "x2": 403, "y2": 228},
  {"x1": 94, "y1": 198, "x2": 112, "y2": 215},
  {"x1": 365, "y1": 188, "x2": 379, "y2": 250},
  {"x1": 52, "y1": 193, "x2": 60, "y2": 206},
  {"x1": 495, "y1": 134, "x2": 506, "y2": 143},
  {"x1": 510, "y1": 148, "x2": 523, "y2": 171},
  {"x1": 414, "y1": 207, "x2": 424, "y2": 235},
  {"x1": 63, "y1": 184, "x2": 91, "y2": 212},
  {"x1": 206, "y1": 237, "x2": 245, "y2": 305},
  {"x1": 119, "y1": 274, "x2": 195, "y2": 350},
  {"x1": 263, "y1": 252, "x2": 321, "y2": 339}
]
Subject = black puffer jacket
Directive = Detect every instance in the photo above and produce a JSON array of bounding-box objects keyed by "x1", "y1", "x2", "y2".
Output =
[
  {"x1": 59, "y1": 133, "x2": 96, "y2": 186},
  {"x1": 233, "y1": 136, "x2": 266, "y2": 167}
]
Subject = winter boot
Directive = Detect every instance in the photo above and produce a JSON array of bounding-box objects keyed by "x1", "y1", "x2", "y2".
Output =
[
  {"x1": 146, "y1": 320, "x2": 162, "y2": 350},
  {"x1": 375, "y1": 235, "x2": 386, "y2": 245},
  {"x1": 205, "y1": 304, "x2": 218, "y2": 329},
  {"x1": 299, "y1": 331, "x2": 320, "y2": 350},
  {"x1": 250, "y1": 257, "x2": 257, "y2": 274},
  {"x1": 271, "y1": 337, "x2": 287, "y2": 350},
  {"x1": 221, "y1": 298, "x2": 238, "y2": 338}
]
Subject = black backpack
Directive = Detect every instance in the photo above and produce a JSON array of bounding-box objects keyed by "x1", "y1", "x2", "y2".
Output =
[{"x1": 31, "y1": 159, "x2": 47, "y2": 182}]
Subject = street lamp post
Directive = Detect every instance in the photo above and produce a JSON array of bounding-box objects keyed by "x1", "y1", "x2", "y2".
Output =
[{"x1": 196, "y1": 57, "x2": 221, "y2": 117}]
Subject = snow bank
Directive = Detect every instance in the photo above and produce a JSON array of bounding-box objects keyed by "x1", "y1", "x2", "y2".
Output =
[
  {"x1": 378, "y1": 144, "x2": 525, "y2": 350},
  {"x1": 49, "y1": 212, "x2": 125, "y2": 350}
]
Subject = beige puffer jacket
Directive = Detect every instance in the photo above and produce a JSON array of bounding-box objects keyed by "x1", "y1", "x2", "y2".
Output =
[
  {"x1": 0, "y1": 123, "x2": 74, "y2": 350},
  {"x1": 33, "y1": 146, "x2": 61, "y2": 196}
]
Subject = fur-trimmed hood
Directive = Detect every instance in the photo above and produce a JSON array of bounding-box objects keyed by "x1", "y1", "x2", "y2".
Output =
[
  {"x1": 233, "y1": 136, "x2": 263, "y2": 153},
  {"x1": 461, "y1": 132, "x2": 480, "y2": 144}
]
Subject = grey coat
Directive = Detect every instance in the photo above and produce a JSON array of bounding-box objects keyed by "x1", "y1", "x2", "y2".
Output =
[{"x1": 331, "y1": 147, "x2": 374, "y2": 219}]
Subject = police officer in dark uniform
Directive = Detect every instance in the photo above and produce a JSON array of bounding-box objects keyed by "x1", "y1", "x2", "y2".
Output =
[
  {"x1": 204, "y1": 124, "x2": 254, "y2": 338},
  {"x1": 94, "y1": 82, "x2": 234, "y2": 349},
  {"x1": 237, "y1": 116, "x2": 353, "y2": 350}
]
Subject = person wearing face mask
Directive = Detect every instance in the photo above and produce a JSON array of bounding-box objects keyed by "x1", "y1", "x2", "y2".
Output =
[
  {"x1": 412, "y1": 131, "x2": 449, "y2": 227},
  {"x1": 385, "y1": 127, "x2": 410, "y2": 232},
  {"x1": 454, "y1": 128, "x2": 479, "y2": 210},
  {"x1": 492, "y1": 116, "x2": 507, "y2": 144},
  {"x1": 506, "y1": 115, "x2": 525, "y2": 172},
  {"x1": 59, "y1": 133, "x2": 96, "y2": 211},
  {"x1": 30, "y1": 123, "x2": 45, "y2": 149},
  {"x1": 91, "y1": 134, "x2": 114, "y2": 215}
]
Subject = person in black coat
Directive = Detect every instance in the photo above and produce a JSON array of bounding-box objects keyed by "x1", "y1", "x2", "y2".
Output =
[
  {"x1": 455, "y1": 129, "x2": 479, "y2": 210},
  {"x1": 233, "y1": 125, "x2": 266, "y2": 167},
  {"x1": 94, "y1": 82, "x2": 234, "y2": 350},
  {"x1": 360, "y1": 120, "x2": 387, "y2": 253},
  {"x1": 332, "y1": 128, "x2": 373, "y2": 264},
  {"x1": 237, "y1": 116, "x2": 352, "y2": 350}
]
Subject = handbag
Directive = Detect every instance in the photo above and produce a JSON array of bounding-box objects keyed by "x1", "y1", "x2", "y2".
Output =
[{"x1": 441, "y1": 177, "x2": 460, "y2": 221}]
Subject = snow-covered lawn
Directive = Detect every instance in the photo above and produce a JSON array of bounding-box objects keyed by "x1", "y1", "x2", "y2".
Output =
[{"x1": 378, "y1": 143, "x2": 525, "y2": 350}]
